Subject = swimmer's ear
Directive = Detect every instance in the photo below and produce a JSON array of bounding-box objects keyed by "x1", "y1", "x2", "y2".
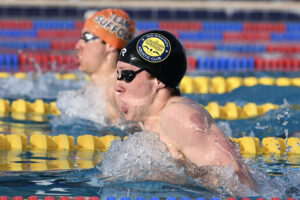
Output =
[
  {"x1": 105, "y1": 43, "x2": 117, "y2": 53},
  {"x1": 155, "y1": 79, "x2": 166, "y2": 89}
]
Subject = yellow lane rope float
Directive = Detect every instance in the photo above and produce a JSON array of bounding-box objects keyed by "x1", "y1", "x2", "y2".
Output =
[
  {"x1": 0, "y1": 134, "x2": 120, "y2": 171},
  {"x1": 0, "y1": 72, "x2": 299, "y2": 94},
  {"x1": 0, "y1": 133, "x2": 299, "y2": 171},
  {"x1": 0, "y1": 133, "x2": 298, "y2": 155},
  {"x1": 180, "y1": 76, "x2": 300, "y2": 94},
  {"x1": 0, "y1": 72, "x2": 90, "y2": 81},
  {"x1": 0, "y1": 99, "x2": 282, "y2": 121}
]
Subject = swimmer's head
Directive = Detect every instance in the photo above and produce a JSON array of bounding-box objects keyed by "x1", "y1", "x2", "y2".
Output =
[
  {"x1": 118, "y1": 30, "x2": 187, "y2": 88},
  {"x1": 84, "y1": 9, "x2": 135, "y2": 50}
]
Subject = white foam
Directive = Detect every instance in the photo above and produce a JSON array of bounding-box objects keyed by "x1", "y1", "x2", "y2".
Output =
[
  {"x1": 99, "y1": 131, "x2": 186, "y2": 183},
  {"x1": 217, "y1": 121, "x2": 232, "y2": 137},
  {"x1": 0, "y1": 72, "x2": 87, "y2": 99},
  {"x1": 32, "y1": 180, "x2": 54, "y2": 186},
  {"x1": 250, "y1": 168, "x2": 286, "y2": 198},
  {"x1": 98, "y1": 131, "x2": 257, "y2": 197},
  {"x1": 56, "y1": 85, "x2": 108, "y2": 125},
  {"x1": 0, "y1": 76, "x2": 33, "y2": 98}
]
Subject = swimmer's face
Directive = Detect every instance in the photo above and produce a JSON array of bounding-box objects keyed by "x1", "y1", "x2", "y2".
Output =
[
  {"x1": 114, "y1": 61, "x2": 158, "y2": 121},
  {"x1": 75, "y1": 28, "x2": 108, "y2": 75}
]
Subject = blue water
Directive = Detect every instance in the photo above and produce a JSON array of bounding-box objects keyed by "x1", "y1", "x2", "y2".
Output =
[{"x1": 0, "y1": 72, "x2": 299, "y2": 199}]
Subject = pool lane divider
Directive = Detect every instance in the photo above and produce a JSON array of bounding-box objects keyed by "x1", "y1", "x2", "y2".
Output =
[
  {"x1": 2, "y1": 134, "x2": 299, "y2": 171},
  {"x1": 0, "y1": 196, "x2": 297, "y2": 200},
  {"x1": 0, "y1": 134, "x2": 118, "y2": 171},
  {"x1": 204, "y1": 101, "x2": 279, "y2": 120},
  {"x1": 0, "y1": 72, "x2": 89, "y2": 81},
  {"x1": 0, "y1": 133, "x2": 120, "y2": 152},
  {"x1": 0, "y1": 72, "x2": 300, "y2": 94},
  {"x1": 0, "y1": 99, "x2": 282, "y2": 120},
  {"x1": 0, "y1": 133, "x2": 299, "y2": 155},
  {"x1": 230, "y1": 136, "x2": 300, "y2": 156},
  {"x1": 180, "y1": 76, "x2": 300, "y2": 94}
]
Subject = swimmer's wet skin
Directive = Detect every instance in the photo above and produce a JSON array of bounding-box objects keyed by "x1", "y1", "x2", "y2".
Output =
[{"x1": 114, "y1": 30, "x2": 258, "y2": 196}]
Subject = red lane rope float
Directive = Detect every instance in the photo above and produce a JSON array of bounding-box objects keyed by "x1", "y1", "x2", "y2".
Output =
[
  {"x1": 74, "y1": 21, "x2": 84, "y2": 30},
  {"x1": 254, "y1": 58, "x2": 300, "y2": 71},
  {"x1": 159, "y1": 21, "x2": 202, "y2": 31},
  {"x1": 18, "y1": 52, "x2": 78, "y2": 72},
  {"x1": 266, "y1": 44, "x2": 300, "y2": 54},
  {"x1": 243, "y1": 22, "x2": 286, "y2": 32},
  {"x1": 0, "y1": 196, "x2": 297, "y2": 200},
  {"x1": 223, "y1": 31, "x2": 270, "y2": 41},
  {"x1": 182, "y1": 42, "x2": 215, "y2": 51},
  {"x1": 0, "y1": 20, "x2": 33, "y2": 29},
  {"x1": 51, "y1": 41, "x2": 76, "y2": 51},
  {"x1": 36, "y1": 30, "x2": 80, "y2": 39}
]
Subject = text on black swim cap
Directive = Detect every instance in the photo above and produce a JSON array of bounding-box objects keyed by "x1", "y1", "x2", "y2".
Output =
[{"x1": 136, "y1": 33, "x2": 171, "y2": 63}]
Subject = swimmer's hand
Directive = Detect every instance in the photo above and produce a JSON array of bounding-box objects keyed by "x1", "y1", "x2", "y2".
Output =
[
  {"x1": 182, "y1": 161, "x2": 257, "y2": 197},
  {"x1": 235, "y1": 166, "x2": 258, "y2": 193}
]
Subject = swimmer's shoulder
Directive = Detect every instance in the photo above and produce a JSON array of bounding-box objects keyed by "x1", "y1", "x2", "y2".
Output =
[
  {"x1": 165, "y1": 96, "x2": 205, "y2": 112},
  {"x1": 163, "y1": 97, "x2": 214, "y2": 124},
  {"x1": 162, "y1": 97, "x2": 199, "y2": 120}
]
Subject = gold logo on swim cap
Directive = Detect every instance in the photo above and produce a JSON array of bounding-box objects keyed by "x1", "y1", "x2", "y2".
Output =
[
  {"x1": 137, "y1": 33, "x2": 171, "y2": 63},
  {"x1": 142, "y1": 38, "x2": 165, "y2": 57}
]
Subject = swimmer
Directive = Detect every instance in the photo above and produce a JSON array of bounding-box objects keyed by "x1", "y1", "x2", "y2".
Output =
[
  {"x1": 75, "y1": 8, "x2": 135, "y2": 123},
  {"x1": 114, "y1": 30, "x2": 257, "y2": 195}
]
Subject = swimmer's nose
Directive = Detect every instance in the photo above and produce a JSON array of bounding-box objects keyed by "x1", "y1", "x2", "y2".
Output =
[
  {"x1": 114, "y1": 80, "x2": 125, "y2": 93},
  {"x1": 75, "y1": 39, "x2": 83, "y2": 50}
]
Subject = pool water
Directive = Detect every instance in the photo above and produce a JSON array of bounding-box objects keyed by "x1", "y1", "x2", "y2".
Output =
[{"x1": 0, "y1": 71, "x2": 300, "y2": 199}]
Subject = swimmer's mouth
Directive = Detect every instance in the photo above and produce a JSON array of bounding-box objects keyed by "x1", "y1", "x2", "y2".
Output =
[
  {"x1": 75, "y1": 56, "x2": 81, "y2": 66},
  {"x1": 121, "y1": 104, "x2": 128, "y2": 114}
]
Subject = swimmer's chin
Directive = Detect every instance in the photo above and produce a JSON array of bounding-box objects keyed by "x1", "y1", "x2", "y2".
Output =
[
  {"x1": 123, "y1": 112, "x2": 137, "y2": 122},
  {"x1": 123, "y1": 113, "x2": 133, "y2": 121},
  {"x1": 75, "y1": 56, "x2": 81, "y2": 66}
]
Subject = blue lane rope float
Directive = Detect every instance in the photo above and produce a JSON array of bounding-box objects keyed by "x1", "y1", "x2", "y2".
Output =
[{"x1": 0, "y1": 195, "x2": 297, "y2": 200}]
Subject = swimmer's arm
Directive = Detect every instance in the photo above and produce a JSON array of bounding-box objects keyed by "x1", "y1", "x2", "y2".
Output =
[
  {"x1": 161, "y1": 102, "x2": 257, "y2": 192},
  {"x1": 162, "y1": 103, "x2": 230, "y2": 166}
]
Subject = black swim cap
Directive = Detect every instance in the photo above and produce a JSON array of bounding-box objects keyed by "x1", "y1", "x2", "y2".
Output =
[{"x1": 118, "y1": 30, "x2": 187, "y2": 88}]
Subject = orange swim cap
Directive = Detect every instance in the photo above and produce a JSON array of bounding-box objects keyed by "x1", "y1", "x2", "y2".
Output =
[{"x1": 84, "y1": 9, "x2": 135, "y2": 50}]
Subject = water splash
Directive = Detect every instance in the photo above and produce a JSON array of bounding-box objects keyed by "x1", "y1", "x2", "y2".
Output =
[
  {"x1": 0, "y1": 71, "x2": 87, "y2": 100},
  {"x1": 97, "y1": 131, "x2": 259, "y2": 197},
  {"x1": 255, "y1": 122, "x2": 269, "y2": 130},
  {"x1": 217, "y1": 121, "x2": 232, "y2": 137},
  {"x1": 30, "y1": 56, "x2": 42, "y2": 76},
  {"x1": 55, "y1": 85, "x2": 109, "y2": 126},
  {"x1": 253, "y1": 166, "x2": 300, "y2": 198},
  {"x1": 0, "y1": 75, "x2": 34, "y2": 98},
  {"x1": 98, "y1": 131, "x2": 186, "y2": 183}
]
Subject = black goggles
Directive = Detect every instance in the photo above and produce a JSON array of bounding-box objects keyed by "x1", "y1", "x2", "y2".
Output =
[
  {"x1": 81, "y1": 32, "x2": 101, "y2": 43},
  {"x1": 117, "y1": 68, "x2": 145, "y2": 83}
]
